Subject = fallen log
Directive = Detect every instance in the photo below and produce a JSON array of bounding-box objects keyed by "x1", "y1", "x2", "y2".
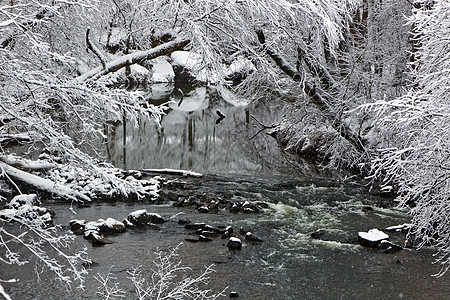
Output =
[
  {"x1": 76, "y1": 37, "x2": 190, "y2": 82},
  {"x1": 141, "y1": 168, "x2": 202, "y2": 178},
  {"x1": 0, "y1": 161, "x2": 90, "y2": 203}
]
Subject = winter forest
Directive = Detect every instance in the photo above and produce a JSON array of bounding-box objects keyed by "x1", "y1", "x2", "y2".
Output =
[{"x1": 0, "y1": 0, "x2": 449, "y2": 299}]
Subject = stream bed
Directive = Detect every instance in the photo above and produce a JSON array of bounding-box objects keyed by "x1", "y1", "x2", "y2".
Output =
[{"x1": 3, "y1": 85, "x2": 450, "y2": 299}]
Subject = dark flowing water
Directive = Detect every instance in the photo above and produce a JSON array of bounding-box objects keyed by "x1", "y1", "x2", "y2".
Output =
[{"x1": 3, "y1": 84, "x2": 450, "y2": 299}]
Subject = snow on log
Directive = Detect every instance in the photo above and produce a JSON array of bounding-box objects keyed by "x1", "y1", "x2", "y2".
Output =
[
  {"x1": 0, "y1": 161, "x2": 90, "y2": 203},
  {"x1": 141, "y1": 168, "x2": 202, "y2": 178},
  {"x1": 76, "y1": 37, "x2": 189, "y2": 82},
  {"x1": 0, "y1": 154, "x2": 56, "y2": 171},
  {"x1": 385, "y1": 223, "x2": 412, "y2": 233}
]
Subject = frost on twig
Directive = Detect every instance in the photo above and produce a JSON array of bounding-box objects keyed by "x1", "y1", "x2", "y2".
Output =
[{"x1": 96, "y1": 244, "x2": 226, "y2": 300}]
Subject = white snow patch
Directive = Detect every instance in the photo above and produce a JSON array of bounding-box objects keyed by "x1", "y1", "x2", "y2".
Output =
[
  {"x1": 386, "y1": 223, "x2": 412, "y2": 232},
  {"x1": 225, "y1": 56, "x2": 255, "y2": 77},
  {"x1": 10, "y1": 194, "x2": 38, "y2": 207},
  {"x1": 171, "y1": 51, "x2": 221, "y2": 83},
  {"x1": 171, "y1": 51, "x2": 203, "y2": 70},
  {"x1": 105, "y1": 217, "x2": 124, "y2": 228}
]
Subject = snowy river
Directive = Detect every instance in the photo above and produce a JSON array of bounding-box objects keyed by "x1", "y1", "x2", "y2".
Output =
[{"x1": 4, "y1": 84, "x2": 450, "y2": 299}]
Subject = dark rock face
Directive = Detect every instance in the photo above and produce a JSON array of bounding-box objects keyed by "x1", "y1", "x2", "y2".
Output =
[
  {"x1": 69, "y1": 219, "x2": 85, "y2": 235},
  {"x1": 172, "y1": 65, "x2": 199, "y2": 84},
  {"x1": 311, "y1": 229, "x2": 327, "y2": 239},
  {"x1": 185, "y1": 223, "x2": 207, "y2": 230}
]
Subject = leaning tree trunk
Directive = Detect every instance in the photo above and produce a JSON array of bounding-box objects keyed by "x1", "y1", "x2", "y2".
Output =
[{"x1": 255, "y1": 30, "x2": 366, "y2": 154}]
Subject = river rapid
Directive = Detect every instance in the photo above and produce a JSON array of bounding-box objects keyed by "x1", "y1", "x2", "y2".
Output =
[{"x1": 3, "y1": 84, "x2": 450, "y2": 299}]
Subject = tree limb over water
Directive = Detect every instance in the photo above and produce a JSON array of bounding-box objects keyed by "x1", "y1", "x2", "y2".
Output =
[{"x1": 76, "y1": 37, "x2": 189, "y2": 82}]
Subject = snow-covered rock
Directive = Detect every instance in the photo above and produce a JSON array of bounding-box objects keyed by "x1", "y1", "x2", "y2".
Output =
[
  {"x1": 379, "y1": 240, "x2": 403, "y2": 253},
  {"x1": 98, "y1": 217, "x2": 126, "y2": 233},
  {"x1": 227, "y1": 237, "x2": 242, "y2": 250},
  {"x1": 9, "y1": 194, "x2": 39, "y2": 208},
  {"x1": 170, "y1": 51, "x2": 221, "y2": 83},
  {"x1": 225, "y1": 56, "x2": 255, "y2": 85},
  {"x1": 69, "y1": 219, "x2": 86, "y2": 235},
  {"x1": 99, "y1": 64, "x2": 152, "y2": 86},
  {"x1": 245, "y1": 232, "x2": 263, "y2": 243},
  {"x1": 358, "y1": 228, "x2": 389, "y2": 248},
  {"x1": 127, "y1": 209, "x2": 165, "y2": 227}
]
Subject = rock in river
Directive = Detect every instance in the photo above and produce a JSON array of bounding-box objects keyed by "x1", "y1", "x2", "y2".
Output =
[
  {"x1": 245, "y1": 231, "x2": 263, "y2": 243},
  {"x1": 127, "y1": 209, "x2": 165, "y2": 227},
  {"x1": 227, "y1": 237, "x2": 242, "y2": 250},
  {"x1": 358, "y1": 228, "x2": 389, "y2": 249}
]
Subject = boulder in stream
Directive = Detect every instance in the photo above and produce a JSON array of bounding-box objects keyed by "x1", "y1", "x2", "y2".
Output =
[
  {"x1": 98, "y1": 218, "x2": 126, "y2": 233},
  {"x1": 245, "y1": 232, "x2": 263, "y2": 243},
  {"x1": 69, "y1": 219, "x2": 86, "y2": 235},
  {"x1": 358, "y1": 228, "x2": 389, "y2": 249},
  {"x1": 379, "y1": 240, "x2": 403, "y2": 254},
  {"x1": 227, "y1": 237, "x2": 242, "y2": 250},
  {"x1": 127, "y1": 209, "x2": 165, "y2": 227}
]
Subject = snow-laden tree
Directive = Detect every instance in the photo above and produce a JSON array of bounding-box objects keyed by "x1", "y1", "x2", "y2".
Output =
[{"x1": 361, "y1": 0, "x2": 450, "y2": 275}]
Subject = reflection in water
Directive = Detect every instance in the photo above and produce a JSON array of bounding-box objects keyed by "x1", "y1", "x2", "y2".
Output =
[{"x1": 105, "y1": 84, "x2": 292, "y2": 176}]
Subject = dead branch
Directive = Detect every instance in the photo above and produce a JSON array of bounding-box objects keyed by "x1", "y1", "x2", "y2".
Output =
[
  {"x1": 86, "y1": 27, "x2": 107, "y2": 70},
  {"x1": 141, "y1": 168, "x2": 202, "y2": 178},
  {"x1": 249, "y1": 115, "x2": 278, "y2": 140}
]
